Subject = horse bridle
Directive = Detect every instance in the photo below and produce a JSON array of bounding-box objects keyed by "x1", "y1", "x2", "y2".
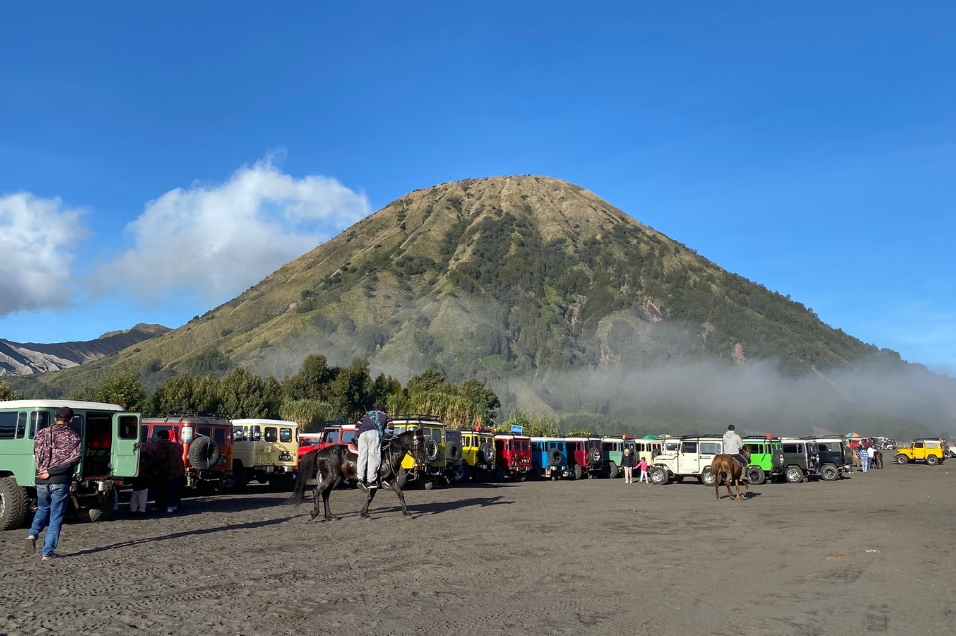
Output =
[{"x1": 381, "y1": 431, "x2": 425, "y2": 482}]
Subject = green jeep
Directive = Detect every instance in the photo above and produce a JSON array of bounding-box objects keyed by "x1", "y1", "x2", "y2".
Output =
[
  {"x1": 0, "y1": 400, "x2": 141, "y2": 529},
  {"x1": 741, "y1": 437, "x2": 785, "y2": 485}
]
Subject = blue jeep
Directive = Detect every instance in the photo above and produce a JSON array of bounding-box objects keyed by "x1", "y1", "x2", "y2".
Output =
[{"x1": 530, "y1": 437, "x2": 570, "y2": 480}]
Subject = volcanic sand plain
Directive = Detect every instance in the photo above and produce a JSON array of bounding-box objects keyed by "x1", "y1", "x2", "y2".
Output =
[{"x1": 1, "y1": 463, "x2": 954, "y2": 636}]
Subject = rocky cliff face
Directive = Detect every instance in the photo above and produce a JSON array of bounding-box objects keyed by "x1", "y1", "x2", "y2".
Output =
[{"x1": 0, "y1": 323, "x2": 169, "y2": 376}]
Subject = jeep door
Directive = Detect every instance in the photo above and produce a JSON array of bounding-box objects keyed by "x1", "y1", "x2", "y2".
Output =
[
  {"x1": 679, "y1": 441, "x2": 700, "y2": 474},
  {"x1": 698, "y1": 441, "x2": 721, "y2": 472},
  {"x1": 111, "y1": 413, "x2": 141, "y2": 478},
  {"x1": 0, "y1": 410, "x2": 31, "y2": 486},
  {"x1": 912, "y1": 441, "x2": 926, "y2": 461}
]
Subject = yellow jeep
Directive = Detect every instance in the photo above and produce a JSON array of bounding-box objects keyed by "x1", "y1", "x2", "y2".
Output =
[
  {"x1": 895, "y1": 439, "x2": 946, "y2": 465},
  {"x1": 460, "y1": 429, "x2": 497, "y2": 482},
  {"x1": 391, "y1": 416, "x2": 444, "y2": 489}
]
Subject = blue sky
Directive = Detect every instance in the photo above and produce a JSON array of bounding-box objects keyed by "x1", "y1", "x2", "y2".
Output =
[{"x1": 1, "y1": 2, "x2": 954, "y2": 372}]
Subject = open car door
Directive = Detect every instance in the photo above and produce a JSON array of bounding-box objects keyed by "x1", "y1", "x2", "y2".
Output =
[{"x1": 111, "y1": 413, "x2": 142, "y2": 478}]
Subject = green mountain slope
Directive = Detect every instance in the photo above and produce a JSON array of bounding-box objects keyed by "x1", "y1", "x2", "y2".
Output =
[{"x1": 12, "y1": 176, "x2": 954, "y2": 436}]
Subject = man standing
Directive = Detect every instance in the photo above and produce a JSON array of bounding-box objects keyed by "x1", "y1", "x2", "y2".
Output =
[
  {"x1": 152, "y1": 431, "x2": 186, "y2": 513},
  {"x1": 866, "y1": 443, "x2": 877, "y2": 469},
  {"x1": 722, "y1": 424, "x2": 748, "y2": 483},
  {"x1": 27, "y1": 406, "x2": 82, "y2": 560},
  {"x1": 356, "y1": 404, "x2": 390, "y2": 490}
]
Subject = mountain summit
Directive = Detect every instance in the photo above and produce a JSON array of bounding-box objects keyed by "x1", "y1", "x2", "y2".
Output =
[{"x1": 14, "y1": 176, "x2": 950, "y2": 436}]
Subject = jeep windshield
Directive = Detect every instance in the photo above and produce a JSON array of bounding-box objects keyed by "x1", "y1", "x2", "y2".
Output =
[{"x1": 664, "y1": 441, "x2": 680, "y2": 453}]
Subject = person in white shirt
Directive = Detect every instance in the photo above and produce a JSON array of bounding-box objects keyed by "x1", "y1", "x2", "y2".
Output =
[{"x1": 721, "y1": 425, "x2": 748, "y2": 482}]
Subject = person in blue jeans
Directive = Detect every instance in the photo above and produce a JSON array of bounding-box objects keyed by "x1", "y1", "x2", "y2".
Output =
[
  {"x1": 27, "y1": 406, "x2": 82, "y2": 560},
  {"x1": 858, "y1": 444, "x2": 869, "y2": 472}
]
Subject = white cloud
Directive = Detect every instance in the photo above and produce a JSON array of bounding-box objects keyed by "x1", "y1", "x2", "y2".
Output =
[
  {"x1": 98, "y1": 159, "x2": 371, "y2": 301},
  {"x1": 0, "y1": 193, "x2": 87, "y2": 316}
]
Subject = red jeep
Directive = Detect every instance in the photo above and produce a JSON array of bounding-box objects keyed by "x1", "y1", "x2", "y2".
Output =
[
  {"x1": 318, "y1": 424, "x2": 358, "y2": 450},
  {"x1": 493, "y1": 434, "x2": 532, "y2": 481},
  {"x1": 141, "y1": 414, "x2": 234, "y2": 493},
  {"x1": 298, "y1": 433, "x2": 323, "y2": 460},
  {"x1": 564, "y1": 437, "x2": 603, "y2": 479}
]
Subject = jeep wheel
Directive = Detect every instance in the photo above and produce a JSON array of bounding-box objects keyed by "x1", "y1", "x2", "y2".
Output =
[
  {"x1": 895, "y1": 454, "x2": 908, "y2": 465},
  {"x1": 75, "y1": 490, "x2": 117, "y2": 523},
  {"x1": 649, "y1": 467, "x2": 668, "y2": 485},
  {"x1": 748, "y1": 466, "x2": 766, "y2": 485},
  {"x1": 927, "y1": 455, "x2": 939, "y2": 465},
  {"x1": 573, "y1": 465, "x2": 583, "y2": 480},
  {"x1": 700, "y1": 468, "x2": 715, "y2": 487},
  {"x1": 785, "y1": 466, "x2": 804, "y2": 483},
  {"x1": 452, "y1": 464, "x2": 469, "y2": 483},
  {"x1": 820, "y1": 464, "x2": 839, "y2": 481},
  {"x1": 587, "y1": 447, "x2": 602, "y2": 466},
  {"x1": 0, "y1": 477, "x2": 28, "y2": 531},
  {"x1": 607, "y1": 462, "x2": 619, "y2": 479}
]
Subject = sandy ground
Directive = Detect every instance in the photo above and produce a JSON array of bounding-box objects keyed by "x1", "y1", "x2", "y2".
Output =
[{"x1": 1, "y1": 463, "x2": 955, "y2": 636}]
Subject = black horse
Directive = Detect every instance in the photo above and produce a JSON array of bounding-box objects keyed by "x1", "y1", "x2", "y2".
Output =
[{"x1": 289, "y1": 429, "x2": 428, "y2": 521}]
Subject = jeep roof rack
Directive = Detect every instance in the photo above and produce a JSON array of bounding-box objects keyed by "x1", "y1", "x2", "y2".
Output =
[
  {"x1": 391, "y1": 414, "x2": 445, "y2": 424},
  {"x1": 160, "y1": 410, "x2": 232, "y2": 421}
]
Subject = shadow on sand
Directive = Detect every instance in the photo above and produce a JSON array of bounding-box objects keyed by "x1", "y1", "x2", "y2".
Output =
[{"x1": 67, "y1": 516, "x2": 294, "y2": 556}]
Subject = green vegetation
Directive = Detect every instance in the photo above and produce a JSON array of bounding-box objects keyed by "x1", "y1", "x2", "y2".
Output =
[{"x1": 0, "y1": 381, "x2": 19, "y2": 401}]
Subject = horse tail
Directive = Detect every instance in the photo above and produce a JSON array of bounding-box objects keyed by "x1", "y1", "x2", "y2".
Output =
[
  {"x1": 712, "y1": 457, "x2": 723, "y2": 487},
  {"x1": 289, "y1": 449, "x2": 319, "y2": 507}
]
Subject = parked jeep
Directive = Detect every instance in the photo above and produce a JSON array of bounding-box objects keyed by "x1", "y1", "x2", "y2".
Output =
[
  {"x1": 624, "y1": 436, "x2": 663, "y2": 464},
  {"x1": 812, "y1": 437, "x2": 848, "y2": 480},
  {"x1": 494, "y1": 433, "x2": 532, "y2": 481},
  {"x1": 601, "y1": 437, "x2": 626, "y2": 478},
  {"x1": 648, "y1": 436, "x2": 723, "y2": 486},
  {"x1": 392, "y1": 416, "x2": 444, "y2": 489},
  {"x1": 564, "y1": 437, "x2": 603, "y2": 479},
  {"x1": 141, "y1": 414, "x2": 233, "y2": 494},
  {"x1": 780, "y1": 438, "x2": 821, "y2": 483},
  {"x1": 895, "y1": 439, "x2": 947, "y2": 465},
  {"x1": 231, "y1": 419, "x2": 299, "y2": 490},
  {"x1": 530, "y1": 437, "x2": 570, "y2": 480},
  {"x1": 443, "y1": 429, "x2": 465, "y2": 484},
  {"x1": 0, "y1": 400, "x2": 141, "y2": 529},
  {"x1": 298, "y1": 433, "x2": 322, "y2": 460},
  {"x1": 741, "y1": 437, "x2": 785, "y2": 485},
  {"x1": 460, "y1": 429, "x2": 496, "y2": 481}
]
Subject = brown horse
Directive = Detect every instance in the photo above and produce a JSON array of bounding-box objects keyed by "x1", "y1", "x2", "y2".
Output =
[
  {"x1": 289, "y1": 429, "x2": 429, "y2": 521},
  {"x1": 872, "y1": 451, "x2": 883, "y2": 469},
  {"x1": 711, "y1": 446, "x2": 752, "y2": 501}
]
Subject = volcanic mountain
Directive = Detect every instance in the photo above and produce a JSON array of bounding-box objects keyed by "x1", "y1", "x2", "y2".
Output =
[{"x1": 12, "y1": 176, "x2": 954, "y2": 437}]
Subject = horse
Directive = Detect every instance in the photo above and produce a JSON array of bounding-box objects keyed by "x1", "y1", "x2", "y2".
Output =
[
  {"x1": 289, "y1": 429, "x2": 429, "y2": 522},
  {"x1": 872, "y1": 451, "x2": 883, "y2": 469},
  {"x1": 711, "y1": 446, "x2": 752, "y2": 501}
]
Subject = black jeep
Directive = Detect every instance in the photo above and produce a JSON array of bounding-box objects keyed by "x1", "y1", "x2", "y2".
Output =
[
  {"x1": 810, "y1": 437, "x2": 847, "y2": 481},
  {"x1": 780, "y1": 438, "x2": 821, "y2": 483}
]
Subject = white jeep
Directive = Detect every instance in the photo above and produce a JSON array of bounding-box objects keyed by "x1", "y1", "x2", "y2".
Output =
[{"x1": 648, "y1": 436, "x2": 724, "y2": 487}]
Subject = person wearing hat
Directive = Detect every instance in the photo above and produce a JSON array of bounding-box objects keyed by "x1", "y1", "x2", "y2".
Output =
[{"x1": 27, "y1": 406, "x2": 82, "y2": 560}]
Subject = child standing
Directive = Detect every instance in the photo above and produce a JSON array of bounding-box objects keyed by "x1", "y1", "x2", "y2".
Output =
[{"x1": 637, "y1": 457, "x2": 650, "y2": 484}]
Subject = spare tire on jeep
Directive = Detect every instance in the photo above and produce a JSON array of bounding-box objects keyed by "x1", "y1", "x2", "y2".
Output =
[
  {"x1": 188, "y1": 436, "x2": 220, "y2": 470},
  {"x1": 587, "y1": 446, "x2": 602, "y2": 466},
  {"x1": 480, "y1": 443, "x2": 495, "y2": 465},
  {"x1": 547, "y1": 448, "x2": 563, "y2": 467},
  {"x1": 424, "y1": 439, "x2": 439, "y2": 462},
  {"x1": 447, "y1": 441, "x2": 462, "y2": 462}
]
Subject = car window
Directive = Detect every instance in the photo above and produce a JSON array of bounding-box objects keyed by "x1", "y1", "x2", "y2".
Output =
[
  {"x1": 251, "y1": 426, "x2": 261, "y2": 441},
  {"x1": 29, "y1": 411, "x2": 50, "y2": 439},
  {"x1": 915, "y1": 442, "x2": 924, "y2": 448},
  {"x1": 321, "y1": 430, "x2": 337, "y2": 444},
  {"x1": 700, "y1": 442, "x2": 720, "y2": 455},
  {"x1": 342, "y1": 430, "x2": 356, "y2": 444},
  {"x1": 818, "y1": 444, "x2": 829, "y2": 452},
  {"x1": 0, "y1": 412, "x2": 20, "y2": 440},
  {"x1": 279, "y1": 428, "x2": 293, "y2": 443},
  {"x1": 432, "y1": 430, "x2": 442, "y2": 443},
  {"x1": 681, "y1": 442, "x2": 697, "y2": 454},
  {"x1": 214, "y1": 428, "x2": 227, "y2": 444},
  {"x1": 521, "y1": 440, "x2": 529, "y2": 451},
  {"x1": 118, "y1": 415, "x2": 138, "y2": 440},
  {"x1": 151, "y1": 425, "x2": 176, "y2": 442},
  {"x1": 665, "y1": 442, "x2": 679, "y2": 452},
  {"x1": 233, "y1": 426, "x2": 247, "y2": 442},
  {"x1": 198, "y1": 427, "x2": 211, "y2": 437},
  {"x1": 782, "y1": 444, "x2": 796, "y2": 453}
]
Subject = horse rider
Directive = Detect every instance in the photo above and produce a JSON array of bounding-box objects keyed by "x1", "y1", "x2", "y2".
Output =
[
  {"x1": 722, "y1": 424, "x2": 748, "y2": 482},
  {"x1": 356, "y1": 404, "x2": 391, "y2": 490}
]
